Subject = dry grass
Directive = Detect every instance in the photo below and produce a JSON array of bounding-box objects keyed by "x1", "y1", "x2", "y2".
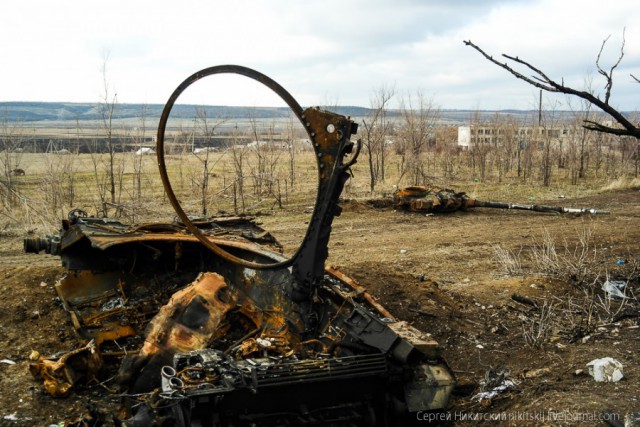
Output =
[
  {"x1": 516, "y1": 225, "x2": 600, "y2": 285},
  {"x1": 521, "y1": 301, "x2": 556, "y2": 348},
  {"x1": 601, "y1": 176, "x2": 640, "y2": 191},
  {"x1": 529, "y1": 228, "x2": 561, "y2": 275},
  {"x1": 493, "y1": 245, "x2": 523, "y2": 276}
]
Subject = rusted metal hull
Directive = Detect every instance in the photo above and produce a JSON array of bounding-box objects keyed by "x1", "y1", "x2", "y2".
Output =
[{"x1": 27, "y1": 215, "x2": 454, "y2": 424}]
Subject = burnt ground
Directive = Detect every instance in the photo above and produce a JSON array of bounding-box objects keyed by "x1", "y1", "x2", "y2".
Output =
[{"x1": 0, "y1": 189, "x2": 639, "y2": 426}]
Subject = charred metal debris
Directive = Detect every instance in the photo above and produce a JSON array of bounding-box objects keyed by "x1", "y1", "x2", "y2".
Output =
[{"x1": 25, "y1": 66, "x2": 455, "y2": 426}]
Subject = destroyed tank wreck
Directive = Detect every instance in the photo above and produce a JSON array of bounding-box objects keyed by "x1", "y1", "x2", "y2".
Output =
[
  {"x1": 25, "y1": 66, "x2": 455, "y2": 426},
  {"x1": 393, "y1": 185, "x2": 609, "y2": 215}
]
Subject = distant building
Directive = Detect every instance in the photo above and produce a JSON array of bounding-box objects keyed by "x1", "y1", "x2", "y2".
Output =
[
  {"x1": 457, "y1": 125, "x2": 577, "y2": 149},
  {"x1": 457, "y1": 126, "x2": 472, "y2": 149},
  {"x1": 193, "y1": 147, "x2": 218, "y2": 154},
  {"x1": 135, "y1": 147, "x2": 155, "y2": 155}
]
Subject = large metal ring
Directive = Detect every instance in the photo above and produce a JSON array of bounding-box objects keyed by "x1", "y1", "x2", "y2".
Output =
[{"x1": 156, "y1": 65, "x2": 305, "y2": 269}]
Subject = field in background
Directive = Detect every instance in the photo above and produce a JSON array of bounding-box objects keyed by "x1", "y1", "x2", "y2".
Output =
[
  {"x1": 3, "y1": 97, "x2": 640, "y2": 242},
  {"x1": 1, "y1": 142, "x2": 636, "y2": 229}
]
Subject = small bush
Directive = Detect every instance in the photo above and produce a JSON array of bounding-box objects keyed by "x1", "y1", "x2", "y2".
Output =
[{"x1": 493, "y1": 245, "x2": 523, "y2": 276}]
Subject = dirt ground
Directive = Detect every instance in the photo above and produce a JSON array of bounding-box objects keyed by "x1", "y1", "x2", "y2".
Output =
[{"x1": 0, "y1": 189, "x2": 639, "y2": 426}]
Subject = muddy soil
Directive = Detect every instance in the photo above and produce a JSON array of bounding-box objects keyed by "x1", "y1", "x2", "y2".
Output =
[{"x1": 0, "y1": 189, "x2": 639, "y2": 426}]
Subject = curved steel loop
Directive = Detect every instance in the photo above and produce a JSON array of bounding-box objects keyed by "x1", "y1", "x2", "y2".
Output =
[{"x1": 156, "y1": 65, "x2": 304, "y2": 269}]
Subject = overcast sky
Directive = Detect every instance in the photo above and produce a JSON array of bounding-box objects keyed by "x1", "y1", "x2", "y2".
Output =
[{"x1": 2, "y1": 0, "x2": 639, "y2": 111}]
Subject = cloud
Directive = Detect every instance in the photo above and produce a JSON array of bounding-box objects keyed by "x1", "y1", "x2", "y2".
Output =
[{"x1": 1, "y1": 0, "x2": 639, "y2": 111}]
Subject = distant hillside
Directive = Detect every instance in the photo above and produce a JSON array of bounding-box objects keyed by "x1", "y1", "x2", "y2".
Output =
[
  {"x1": 1, "y1": 101, "x2": 594, "y2": 125},
  {"x1": 0, "y1": 102, "x2": 373, "y2": 123}
]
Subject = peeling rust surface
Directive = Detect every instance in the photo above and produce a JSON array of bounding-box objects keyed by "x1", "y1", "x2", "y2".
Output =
[
  {"x1": 29, "y1": 341, "x2": 103, "y2": 398},
  {"x1": 141, "y1": 272, "x2": 236, "y2": 356}
]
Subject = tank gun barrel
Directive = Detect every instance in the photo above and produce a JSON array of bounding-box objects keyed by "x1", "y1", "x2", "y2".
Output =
[{"x1": 470, "y1": 200, "x2": 609, "y2": 215}]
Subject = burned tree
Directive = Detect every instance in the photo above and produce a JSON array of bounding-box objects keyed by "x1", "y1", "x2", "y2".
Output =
[
  {"x1": 362, "y1": 84, "x2": 394, "y2": 192},
  {"x1": 397, "y1": 90, "x2": 440, "y2": 185},
  {"x1": 464, "y1": 33, "x2": 640, "y2": 140},
  {"x1": 0, "y1": 112, "x2": 25, "y2": 208},
  {"x1": 193, "y1": 108, "x2": 226, "y2": 216}
]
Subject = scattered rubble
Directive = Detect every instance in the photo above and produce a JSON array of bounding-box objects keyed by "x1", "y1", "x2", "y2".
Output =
[
  {"x1": 587, "y1": 357, "x2": 624, "y2": 383},
  {"x1": 603, "y1": 280, "x2": 628, "y2": 299},
  {"x1": 472, "y1": 367, "x2": 519, "y2": 407}
]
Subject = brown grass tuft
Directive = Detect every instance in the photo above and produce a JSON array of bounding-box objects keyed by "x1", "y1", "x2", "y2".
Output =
[{"x1": 601, "y1": 177, "x2": 640, "y2": 191}]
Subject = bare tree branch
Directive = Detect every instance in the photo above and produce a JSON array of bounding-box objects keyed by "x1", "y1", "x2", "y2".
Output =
[
  {"x1": 463, "y1": 40, "x2": 557, "y2": 92},
  {"x1": 595, "y1": 29, "x2": 625, "y2": 104},
  {"x1": 464, "y1": 38, "x2": 640, "y2": 140},
  {"x1": 583, "y1": 120, "x2": 633, "y2": 136}
]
